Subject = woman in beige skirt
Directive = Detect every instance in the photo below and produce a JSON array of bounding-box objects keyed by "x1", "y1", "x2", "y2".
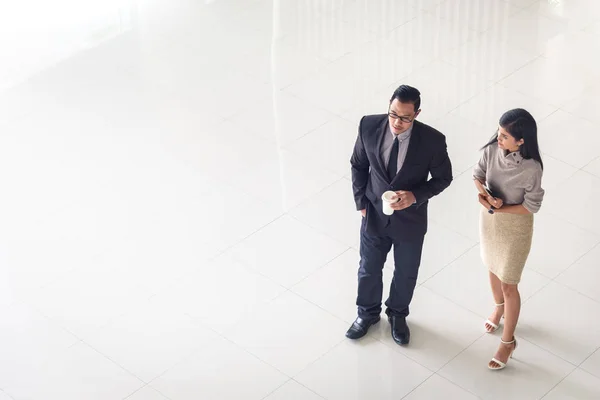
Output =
[{"x1": 473, "y1": 109, "x2": 545, "y2": 370}]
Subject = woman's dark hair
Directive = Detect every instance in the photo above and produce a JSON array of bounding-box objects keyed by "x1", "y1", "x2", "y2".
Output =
[{"x1": 482, "y1": 108, "x2": 543, "y2": 169}]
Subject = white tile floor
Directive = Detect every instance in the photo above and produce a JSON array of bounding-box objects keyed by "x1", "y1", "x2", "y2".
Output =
[{"x1": 1, "y1": 0, "x2": 599, "y2": 399}]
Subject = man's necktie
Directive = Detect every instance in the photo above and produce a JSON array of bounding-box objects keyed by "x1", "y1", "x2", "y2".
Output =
[{"x1": 387, "y1": 137, "x2": 399, "y2": 180}]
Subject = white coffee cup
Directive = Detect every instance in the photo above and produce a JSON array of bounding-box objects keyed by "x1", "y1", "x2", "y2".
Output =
[{"x1": 381, "y1": 191, "x2": 399, "y2": 215}]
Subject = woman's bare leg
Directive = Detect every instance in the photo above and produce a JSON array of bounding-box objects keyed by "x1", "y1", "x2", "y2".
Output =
[{"x1": 485, "y1": 271, "x2": 505, "y2": 332}]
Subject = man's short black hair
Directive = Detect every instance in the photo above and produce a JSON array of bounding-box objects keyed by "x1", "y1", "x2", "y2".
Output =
[{"x1": 390, "y1": 85, "x2": 421, "y2": 112}]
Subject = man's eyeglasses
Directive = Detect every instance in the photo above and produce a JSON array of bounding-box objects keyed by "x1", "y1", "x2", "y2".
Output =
[{"x1": 388, "y1": 112, "x2": 415, "y2": 123}]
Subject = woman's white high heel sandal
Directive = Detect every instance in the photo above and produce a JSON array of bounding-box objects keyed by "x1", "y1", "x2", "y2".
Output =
[
  {"x1": 484, "y1": 302, "x2": 504, "y2": 333},
  {"x1": 489, "y1": 337, "x2": 517, "y2": 370}
]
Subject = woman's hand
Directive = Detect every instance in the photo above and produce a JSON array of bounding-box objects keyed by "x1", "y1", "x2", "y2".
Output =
[
  {"x1": 479, "y1": 194, "x2": 493, "y2": 210},
  {"x1": 487, "y1": 196, "x2": 503, "y2": 209}
]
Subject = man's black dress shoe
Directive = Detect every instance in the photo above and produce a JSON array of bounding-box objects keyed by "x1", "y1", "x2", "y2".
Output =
[
  {"x1": 389, "y1": 316, "x2": 410, "y2": 345},
  {"x1": 345, "y1": 316, "x2": 380, "y2": 339}
]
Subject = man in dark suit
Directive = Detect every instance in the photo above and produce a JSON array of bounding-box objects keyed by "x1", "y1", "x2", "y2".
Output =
[{"x1": 346, "y1": 85, "x2": 453, "y2": 345}]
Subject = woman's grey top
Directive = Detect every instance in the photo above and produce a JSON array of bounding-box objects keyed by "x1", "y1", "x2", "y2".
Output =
[{"x1": 473, "y1": 143, "x2": 545, "y2": 213}]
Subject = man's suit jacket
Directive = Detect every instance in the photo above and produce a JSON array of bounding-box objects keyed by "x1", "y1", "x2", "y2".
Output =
[{"x1": 350, "y1": 114, "x2": 453, "y2": 239}]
